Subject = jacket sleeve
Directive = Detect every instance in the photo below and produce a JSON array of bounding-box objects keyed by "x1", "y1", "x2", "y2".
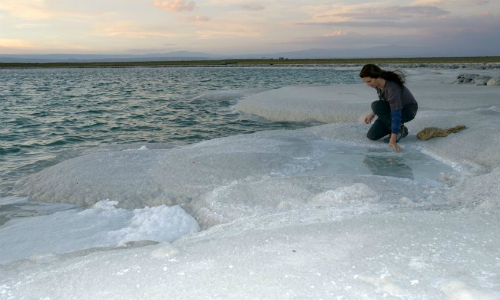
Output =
[
  {"x1": 386, "y1": 82, "x2": 403, "y2": 134},
  {"x1": 391, "y1": 109, "x2": 402, "y2": 134}
]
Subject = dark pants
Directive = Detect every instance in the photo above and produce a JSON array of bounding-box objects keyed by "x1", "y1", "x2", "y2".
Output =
[{"x1": 367, "y1": 100, "x2": 415, "y2": 141}]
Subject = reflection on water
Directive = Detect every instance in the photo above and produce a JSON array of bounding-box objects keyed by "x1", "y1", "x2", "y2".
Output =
[
  {"x1": 308, "y1": 139, "x2": 453, "y2": 183},
  {"x1": 363, "y1": 154, "x2": 414, "y2": 180}
]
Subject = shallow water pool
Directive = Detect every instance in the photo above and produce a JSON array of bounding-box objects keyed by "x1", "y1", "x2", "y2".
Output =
[{"x1": 307, "y1": 139, "x2": 455, "y2": 184}]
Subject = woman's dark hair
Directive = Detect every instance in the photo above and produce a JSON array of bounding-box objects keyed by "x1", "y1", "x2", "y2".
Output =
[{"x1": 359, "y1": 64, "x2": 405, "y2": 87}]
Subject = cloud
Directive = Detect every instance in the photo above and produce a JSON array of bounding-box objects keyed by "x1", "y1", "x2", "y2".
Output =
[
  {"x1": 411, "y1": 0, "x2": 450, "y2": 5},
  {"x1": 0, "y1": 0, "x2": 96, "y2": 20},
  {"x1": 123, "y1": 46, "x2": 177, "y2": 54},
  {"x1": 0, "y1": 38, "x2": 37, "y2": 50},
  {"x1": 195, "y1": 21, "x2": 263, "y2": 39},
  {"x1": 300, "y1": 11, "x2": 496, "y2": 31},
  {"x1": 300, "y1": 20, "x2": 420, "y2": 28},
  {"x1": 390, "y1": 5, "x2": 449, "y2": 16},
  {"x1": 323, "y1": 31, "x2": 346, "y2": 37},
  {"x1": 179, "y1": 14, "x2": 210, "y2": 23},
  {"x1": 471, "y1": 0, "x2": 489, "y2": 5},
  {"x1": 241, "y1": 5, "x2": 265, "y2": 11},
  {"x1": 93, "y1": 22, "x2": 178, "y2": 39},
  {"x1": 154, "y1": 0, "x2": 195, "y2": 12},
  {"x1": 295, "y1": 10, "x2": 500, "y2": 52},
  {"x1": 15, "y1": 23, "x2": 48, "y2": 29},
  {"x1": 0, "y1": 0, "x2": 54, "y2": 19},
  {"x1": 316, "y1": 5, "x2": 449, "y2": 22},
  {"x1": 0, "y1": 38, "x2": 89, "y2": 54},
  {"x1": 412, "y1": 0, "x2": 490, "y2": 7},
  {"x1": 196, "y1": 28, "x2": 262, "y2": 38},
  {"x1": 290, "y1": 0, "x2": 500, "y2": 55},
  {"x1": 192, "y1": 15, "x2": 211, "y2": 22}
]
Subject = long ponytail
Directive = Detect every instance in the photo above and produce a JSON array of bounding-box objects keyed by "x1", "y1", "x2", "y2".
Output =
[{"x1": 359, "y1": 64, "x2": 405, "y2": 87}]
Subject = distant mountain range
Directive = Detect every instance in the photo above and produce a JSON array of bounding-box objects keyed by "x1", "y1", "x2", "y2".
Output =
[
  {"x1": 0, "y1": 47, "x2": 496, "y2": 63},
  {"x1": 0, "y1": 51, "x2": 220, "y2": 63}
]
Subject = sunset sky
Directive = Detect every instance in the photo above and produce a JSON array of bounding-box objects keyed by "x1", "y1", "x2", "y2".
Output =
[{"x1": 1, "y1": 0, "x2": 499, "y2": 56}]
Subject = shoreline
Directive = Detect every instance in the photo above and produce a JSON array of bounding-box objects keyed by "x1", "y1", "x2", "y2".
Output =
[{"x1": 1, "y1": 56, "x2": 500, "y2": 69}]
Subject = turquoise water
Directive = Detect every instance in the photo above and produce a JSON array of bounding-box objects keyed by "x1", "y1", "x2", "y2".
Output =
[{"x1": 0, "y1": 66, "x2": 358, "y2": 195}]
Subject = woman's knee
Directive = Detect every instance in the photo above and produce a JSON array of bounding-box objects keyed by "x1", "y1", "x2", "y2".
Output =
[
  {"x1": 366, "y1": 131, "x2": 379, "y2": 141},
  {"x1": 371, "y1": 100, "x2": 388, "y2": 114},
  {"x1": 367, "y1": 120, "x2": 390, "y2": 141}
]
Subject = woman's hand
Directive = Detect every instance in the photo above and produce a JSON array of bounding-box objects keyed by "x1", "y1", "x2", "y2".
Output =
[
  {"x1": 388, "y1": 134, "x2": 402, "y2": 151},
  {"x1": 388, "y1": 141, "x2": 402, "y2": 152},
  {"x1": 364, "y1": 112, "x2": 375, "y2": 124}
]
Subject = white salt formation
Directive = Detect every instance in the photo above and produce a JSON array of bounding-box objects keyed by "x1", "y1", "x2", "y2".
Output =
[{"x1": 0, "y1": 200, "x2": 199, "y2": 264}]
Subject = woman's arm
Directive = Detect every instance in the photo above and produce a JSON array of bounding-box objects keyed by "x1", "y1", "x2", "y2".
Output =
[
  {"x1": 388, "y1": 134, "x2": 402, "y2": 151},
  {"x1": 385, "y1": 83, "x2": 404, "y2": 151}
]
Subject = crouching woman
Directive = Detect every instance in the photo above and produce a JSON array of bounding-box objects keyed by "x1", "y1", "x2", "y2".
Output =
[{"x1": 360, "y1": 64, "x2": 418, "y2": 151}]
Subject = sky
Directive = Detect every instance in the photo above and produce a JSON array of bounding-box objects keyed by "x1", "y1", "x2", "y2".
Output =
[{"x1": 0, "y1": 0, "x2": 499, "y2": 56}]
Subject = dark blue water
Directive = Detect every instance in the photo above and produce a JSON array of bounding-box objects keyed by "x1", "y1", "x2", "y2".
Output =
[{"x1": 0, "y1": 66, "x2": 358, "y2": 195}]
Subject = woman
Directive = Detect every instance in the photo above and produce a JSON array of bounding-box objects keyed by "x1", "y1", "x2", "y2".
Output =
[{"x1": 359, "y1": 64, "x2": 418, "y2": 152}]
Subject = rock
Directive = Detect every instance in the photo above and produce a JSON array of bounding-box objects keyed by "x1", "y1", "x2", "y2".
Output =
[
  {"x1": 455, "y1": 74, "x2": 478, "y2": 84},
  {"x1": 474, "y1": 75, "x2": 491, "y2": 85},
  {"x1": 487, "y1": 76, "x2": 500, "y2": 86},
  {"x1": 455, "y1": 74, "x2": 494, "y2": 86}
]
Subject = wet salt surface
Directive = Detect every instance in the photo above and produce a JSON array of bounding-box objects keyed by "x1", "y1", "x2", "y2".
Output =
[
  {"x1": 306, "y1": 139, "x2": 455, "y2": 183},
  {"x1": 1, "y1": 140, "x2": 453, "y2": 226}
]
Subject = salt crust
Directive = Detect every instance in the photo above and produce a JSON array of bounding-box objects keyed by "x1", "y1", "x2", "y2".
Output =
[{"x1": 2, "y1": 207, "x2": 499, "y2": 299}]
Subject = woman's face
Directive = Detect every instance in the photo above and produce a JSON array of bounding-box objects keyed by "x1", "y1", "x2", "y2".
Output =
[{"x1": 361, "y1": 77, "x2": 379, "y2": 89}]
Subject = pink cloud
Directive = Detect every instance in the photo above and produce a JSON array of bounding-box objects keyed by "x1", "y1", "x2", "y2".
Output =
[
  {"x1": 183, "y1": 15, "x2": 210, "y2": 22},
  {"x1": 0, "y1": 38, "x2": 36, "y2": 50},
  {"x1": 194, "y1": 15, "x2": 210, "y2": 22},
  {"x1": 241, "y1": 5, "x2": 265, "y2": 11},
  {"x1": 154, "y1": 0, "x2": 195, "y2": 12},
  {"x1": 324, "y1": 31, "x2": 346, "y2": 37},
  {"x1": 93, "y1": 22, "x2": 178, "y2": 39},
  {"x1": 321, "y1": 5, "x2": 449, "y2": 20}
]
